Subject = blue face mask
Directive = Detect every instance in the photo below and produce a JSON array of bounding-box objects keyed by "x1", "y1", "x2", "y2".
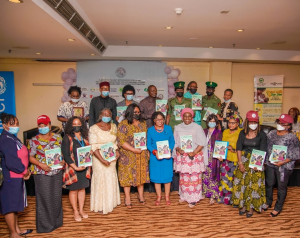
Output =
[
  {"x1": 224, "y1": 99, "x2": 231, "y2": 103},
  {"x1": 101, "y1": 91, "x2": 109, "y2": 97},
  {"x1": 7, "y1": 126, "x2": 20, "y2": 135},
  {"x1": 208, "y1": 122, "x2": 216, "y2": 128},
  {"x1": 102, "y1": 117, "x2": 111, "y2": 123},
  {"x1": 126, "y1": 95, "x2": 134, "y2": 101},
  {"x1": 39, "y1": 126, "x2": 50, "y2": 135}
]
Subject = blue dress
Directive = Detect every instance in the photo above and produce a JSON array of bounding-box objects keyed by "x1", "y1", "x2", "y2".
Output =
[{"x1": 147, "y1": 125, "x2": 175, "y2": 183}]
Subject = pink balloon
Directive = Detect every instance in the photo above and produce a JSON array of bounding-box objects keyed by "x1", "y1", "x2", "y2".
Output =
[
  {"x1": 168, "y1": 80, "x2": 174, "y2": 87},
  {"x1": 174, "y1": 69, "x2": 181, "y2": 77},
  {"x1": 72, "y1": 82, "x2": 77, "y2": 86},
  {"x1": 73, "y1": 78, "x2": 77, "y2": 82},
  {"x1": 65, "y1": 78, "x2": 73, "y2": 85},
  {"x1": 173, "y1": 77, "x2": 179, "y2": 82},
  {"x1": 168, "y1": 94, "x2": 175, "y2": 99},
  {"x1": 164, "y1": 66, "x2": 172, "y2": 74},
  {"x1": 170, "y1": 69, "x2": 179, "y2": 78},
  {"x1": 167, "y1": 73, "x2": 173, "y2": 79},
  {"x1": 63, "y1": 83, "x2": 70, "y2": 90},
  {"x1": 61, "y1": 96, "x2": 68, "y2": 103},
  {"x1": 67, "y1": 68, "x2": 75, "y2": 74},
  {"x1": 168, "y1": 87, "x2": 175, "y2": 95},
  {"x1": 61, "y1": 72, "x2": 69, "y2": 80},
  {"x1": 169, "y1": 66, "x2": 174, "y2": 71},
  {"x1": 69, "y1": 72, "x2": 77, "y2": 80},
  {"x1": 63, "y1": 91, "x2": 69, "y2": 98}
]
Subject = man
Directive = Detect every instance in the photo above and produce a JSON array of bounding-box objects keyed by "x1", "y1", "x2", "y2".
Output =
[
  {"x1": 184, "y1": 81, "x2": 202, "y2": 125},
  {"x1": 166, "y1": 81, "x2": 192, "y2": 131},
  {"x1": 201, "y1": 81, "x2": 221, "y2": 129},
  {"x1": 89, "y1": 81, "x2": 117, "y2": 126},
  {"x1": 139, "y1": 85, "x2": 159, "y2": 128}
]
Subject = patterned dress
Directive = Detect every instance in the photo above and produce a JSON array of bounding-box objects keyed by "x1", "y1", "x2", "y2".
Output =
[
  {"x1": 117, "y1": 120, "x2": 150, "y2": 187},
  {"x1": 220, "y1": 101, "x2": 239, "y2": 131}
]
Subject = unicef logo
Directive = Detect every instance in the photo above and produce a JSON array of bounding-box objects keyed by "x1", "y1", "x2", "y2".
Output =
[
  {"x1": 115, "y1": 67, "x2": 126, "y2": 78},
  {"x1": 0, "y1": 77, "x2": 6, "y2": 95}
]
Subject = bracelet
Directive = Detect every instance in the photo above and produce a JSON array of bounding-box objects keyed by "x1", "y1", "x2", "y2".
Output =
[
  {"x1": 238, "y1": 161, "x2": 243, "y2": 165},
  {"x1": 152, "y1": 150, "x2": 157, "y2": 156}
]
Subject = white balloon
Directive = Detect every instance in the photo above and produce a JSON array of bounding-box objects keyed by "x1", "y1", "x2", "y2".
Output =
[
  {"x1": 169, "y1": 66, "x2": 174, "y2": 71},
  {"x1": 67, "y1": 68, "x2": 75, "y2": 74},
  {"x1": 173, "y1": 77, "x2": 179, "y2": 82},
  {"x1": 170, "y1": 69, "x2": 179, "y2": 78},
  {"x1": 167, "y1": 73, "x2": 173, "y2": 79},
  {"x1": 72, "y1": 82, "x2": 77, "y2": 86}
]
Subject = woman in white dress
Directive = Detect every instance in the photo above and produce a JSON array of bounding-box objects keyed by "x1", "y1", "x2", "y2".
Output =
[{"x1": 89, "y1": 108, "x2": 121, "y2": 214}]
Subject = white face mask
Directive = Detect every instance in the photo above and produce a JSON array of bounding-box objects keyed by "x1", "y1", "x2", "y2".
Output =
[
  {"x1": 71, "y1": 98, "x2": 80, "y2": 103},
  {"x1": 249, "y1": 124, "x2": 258, "y2": 130},
  {"x1": 277, "y1": 124, "x2": 286, "y2": 131}
]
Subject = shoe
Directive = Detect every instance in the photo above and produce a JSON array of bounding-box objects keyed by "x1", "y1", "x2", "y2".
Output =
[
  {"x1": 74, "y1": 215, "x2": 82, "y2": 222},
  {"x1": 239, "y1": 210, "x2": 246, "y2": 215},
  {"x1": 165, "y1": 196, "x2": 171, "y2": 206},
  {"x1": 124, "y1": 199, "x2": 132, "y2": 209},
  {"x1": 20, "y1": 229, "x2": 33, "y2": 236},
  {"x1": 80, "y1": 213, "x2": 88, "y2": 218},
  {"x1": 188, "y1": 203, "x2": 196, "y2": 208},
  {"x1": 137, "y1": 194, "x2": 146, "y2": 205},
  {"x1": 262, "y1": 205, "x2": 272, "y2": 211},
  {"x1": 246, "y1": 212, "x2": 253, "y2": 218},
  {"x1": 155, "y1": 196, "x2": 161, "y2": 206},
  {"x1": 270, "y1": 211, "x2": 281, "y2": 217},
  {"x1": 209, "y1": 198, "x2": 215, "y2": 205},
  {"x1": 178, "y1": 199, "x2": 185, "y2": 203}
]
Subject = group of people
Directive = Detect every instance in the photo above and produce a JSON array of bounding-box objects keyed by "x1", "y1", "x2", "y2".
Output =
[{"x1": 0, "y1": 79, "x2": 299, "y2": 238}]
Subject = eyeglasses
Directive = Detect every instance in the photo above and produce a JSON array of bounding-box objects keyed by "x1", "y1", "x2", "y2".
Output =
[{"x1": 228, "y1": 122, "x2": 237, "y2": 125}]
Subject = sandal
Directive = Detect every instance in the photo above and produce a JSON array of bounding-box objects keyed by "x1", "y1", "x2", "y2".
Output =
[
  {"x1": 80, "y1": 212, "x2": 88, "y2": 219},
  {"x1": 188, "y1": 203, "x2": 196, "y2": 208},
  {"x1": 137, "y1": 194, "x2": 146, "y2": 205},
  {"x1": 74, "y1": 215, "x2": 82, "y2": 222},
  {"x1": 124, "y1": 199, "x2": 132, "y2": 209},
  {"x1": 19, "y1": 229, "x2": 33, "y2": 236},
  {"x1": 270, "y1": 211, "x2": 281, "y2": 217},
  {"x1": 209, "y1": 198, "x2": 215, "y2": 205},
  {"x1": 262, "y1": 205, "x2": 272, "y2": 211},
  {"x1": 155, "y1": 196, "x2": 161, "y2": 206},
  {"x1": 165, "y1": 196, "x2": 171, "y2": 206}
]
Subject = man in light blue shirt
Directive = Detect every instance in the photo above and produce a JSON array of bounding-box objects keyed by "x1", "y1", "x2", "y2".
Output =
[{"x1": 184, "y1": 81, "x2": 202, "y2": 125}]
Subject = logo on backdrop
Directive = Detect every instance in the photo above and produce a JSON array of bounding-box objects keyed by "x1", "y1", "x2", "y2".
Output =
[
  {"x1": 115, "y1": 67, "x2": 126, "y2": 78},
  {"x1": 0, "y1": 76, "x2": 6, "y2": 95}
]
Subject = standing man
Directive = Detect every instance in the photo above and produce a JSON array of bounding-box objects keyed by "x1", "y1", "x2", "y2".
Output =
[
  {"x1": 184, "y1": 81, "x2": 202, "y2": 126},
  {"x1": 201, "y1": 81, "x2": 221, "y2": 129},
  {"x1": 139, "y1": 85, "x2": 159, "y2": 128},
  {"x1": 166, "y1": 81, "x2": 192, "y2": 131},
  {"x1": 89, "y1": 81, "x2": 117, "y2": 126}
]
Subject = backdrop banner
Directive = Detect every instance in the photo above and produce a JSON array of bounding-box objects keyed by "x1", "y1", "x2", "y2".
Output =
[
  {"x1": 76, "y1": 61, "x2": 168, "y2": 105},
  {"x1": 0, "y1": 71, "x2": 16, "y2": 134},
  {"x1": 253, "y1": 75, "x2": 284, "y2": 126}
]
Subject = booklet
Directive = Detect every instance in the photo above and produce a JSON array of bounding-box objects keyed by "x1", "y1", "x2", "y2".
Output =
[
  {"x1": 202, "y1": 107, "x2": 219, "y2": 121},
  {"x1": 156, "y1": 140, "x2": 171, "y2": 159},
  {"x1": 45, "y1": 148, "x2": 63, "y2": 169},
  {"x1": 134, "y1": 132, "x2": 147, "y2": 150},
  {"x1": 212, "y1": 141, "x2": 229, "y2": 160},
  {"x1": 117, "y1": 106, "x2": 127, "y2": 123},
  {"x1": 192, "y1": 95, "x2": 202, "y2": 110},
  {"x1": 77, "y1": 145, "x2": 92, "y2": 167},
  {"x1": 270, "y1": 145, "x2": 287, "y2": 163},
  {"x1": 156, "y1": 100, "x2": 168, "y2": 115},
  {"x1": 174, "y1": 105, "x2": 185, "y2": 121},
  {"x1": 249, "y1": 149, "x2": 266, "y2": 171},
  {"x1": 100, "y1": 142, "x2": 116, "y2": 162},
  {"x1": 180, "y1": 135, "x2": 193, "y2": 152}
]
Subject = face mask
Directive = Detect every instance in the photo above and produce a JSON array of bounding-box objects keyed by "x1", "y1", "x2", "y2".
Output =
[
  {"x1": 249, "y1": 124, "x2": 258, "y2": 130},
  {"x1": 71, "y1": 98, "x2": 80, "y2": 103},
  {"x1": 224, "y1": 99, "x2": 231, "y2": 103},
  {"x1": 176, "y1": 92, "x2": 184, "y2": 97},
  {"x1": 7, "y1": 126, "x2": 20, "y2": 135},
  {"x1": 126, "y1": 95, "x2": 134, "y2": 101},
  {"x1": 101, "y1": 91, "x2": 109, "y2": 97},
  {"x1": 133, "y1": 114, "x2": 140, "y2": 120},
  {"x1": 102, "y1": 117, "x2": 111, "y2": 123},
  {"x1": 72, "y1": 126, "x2": 82, "y2": 133},
  {"x1": 39, "y1": 126, "x2": 50, "y2": 135},
  {"x1": 189, "y1": 89, "x2": 197, "y2": 94},
  {"x1": 206, "y1": 91, "x2": 213, "y2": 96},
  {"x1": 277, "y1": 124, "x2": 286, "y2": 131},
  {"x1": 208, "y1": 122, "x2": 216, "y2": 128}
]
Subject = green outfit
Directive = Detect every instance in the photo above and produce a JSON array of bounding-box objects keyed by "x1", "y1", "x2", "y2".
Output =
[
  {"x1": 167, "y1": 97, "x2": 192, "y2": 131},
  {"x1": 201, "y1": 94, "x2": 221, "y2": 129}
]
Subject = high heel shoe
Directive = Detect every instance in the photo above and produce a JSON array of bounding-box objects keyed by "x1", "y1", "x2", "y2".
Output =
[
  {"x1": 165, "y1": 196, "x2": 171, "y2": 206},
  {"x1": 262, "y1": 205, "x2": 272, "y2": 211},
  {"x1": 155, "y1": 196, "x2": 161, "y2": 206},
  {"x1": 137, "y1": 194, "x2": 146, "y2": 205},
  {"x1": 124, "y1": 199, "x2": 132, "y2": 209},
  {"x1": 270, "y1": 210, "x2": 281, "y2": 217}
]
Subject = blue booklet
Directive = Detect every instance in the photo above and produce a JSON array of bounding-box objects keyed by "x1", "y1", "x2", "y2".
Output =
[{"x1": 213, "y1": 141, "x2": 229, "y2": 160}]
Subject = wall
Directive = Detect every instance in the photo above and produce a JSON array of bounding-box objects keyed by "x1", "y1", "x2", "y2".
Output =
[{"x1": 0, "y1": 59, "x2": 76, "y2": 141}]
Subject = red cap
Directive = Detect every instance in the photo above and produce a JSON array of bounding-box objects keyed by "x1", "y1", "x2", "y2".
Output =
[
  {"x1": 37, "y1": 115, "x2": 51, "y2": 125},
  {"x1": 246, "y1": 110, "x2": 259, "y2": 122},
  {"x1": 278, "y1": 114, "x2": 293, "y2": 124},
  {"x1": 99, "y1": 81, "x2": 110, "y2": 88}
]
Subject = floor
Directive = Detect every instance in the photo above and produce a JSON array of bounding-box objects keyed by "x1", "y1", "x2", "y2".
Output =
[{"x1": 1, "y1": 188, "x2": 300, "y2": 238}]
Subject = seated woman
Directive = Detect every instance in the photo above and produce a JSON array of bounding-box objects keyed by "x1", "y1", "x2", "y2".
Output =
[{"x1": 173, "y1": 108, "x2": 206, "y2": 208}]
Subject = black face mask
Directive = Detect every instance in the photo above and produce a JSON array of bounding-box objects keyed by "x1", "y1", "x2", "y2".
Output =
[
  {"x1": 176, "y1": 92, "x2": 184, "y2": 97},
  {"x1": 73, "y1": 126, "x2": 82, "y2": 133},
  {"x1": 190, "y1": 89, "x2": 197, "y2": 94},
  {"x1": 206, "y1": 91, "x2": 213, "y2": 96},
  {"x1": 133, "y1": 114, "x2": 140, "y2": 120}
]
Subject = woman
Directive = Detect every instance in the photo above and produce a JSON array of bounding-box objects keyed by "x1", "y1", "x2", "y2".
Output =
[
  {"x1": 288, "y1": 107, "x2": 299, "y2": 131},
  {"x1": 203, "y1": 114, "x2": 223, "y2": 204},
  {"x1": 219, "y1": 89, "x2": 240, "y2": 131},
  {"x1": 0, "y1": 113, "x2": 32, "y2": 238},
  {"x1": 231, "y1": 110, "x2": 267, "y2": 218},
  {"x1": 218, "y1": 115, "x2": 242, "y2": 205},
  {"x1": 117, "y1": 103, "x2": 149, "y2": 208},
  {"x1": 117, "y1": 85, "x2": 139, "y2": 123},
  {"x1": 173, "y1": 108, "x2": 207, "y2": 208},
  {"x1": 265, "y1": 114, "x2": 299, "y2": 217},
  {"x1": 57, "y1": 85, "x2": 89, "y2": 130},
  {"x1": 184, "y1": 81, "x2": 202, "y2": 125},
  {"x1": 147, "y1": 112, "x2": 175, "y2": 205},
  {"x1": 89, "y1": 108, "x2": 120, "y2": 214},
  {"x1": 28, "y1": 115, "x2": 65, "y2": 233},
  {"x1": 62, "y1": 116, "x2": 91, "y2": 221}
]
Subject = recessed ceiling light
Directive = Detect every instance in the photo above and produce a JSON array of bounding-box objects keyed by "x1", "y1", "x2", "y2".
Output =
[
  {"x1": 220, "y1": 10, "x2": 229, "y2": 14},
  {"x1": 8, "y1": 0, "x2": 23, "y2": 3},
  {"x1": 237, "y1": 29, "x2": 244, "y2": 32},
  {"x1": 271, "y1": 40, "x2": 286, "y2": 44},
  {"x1": 36, "y1": 53, "x2": 42, "y2": 55},
  {"x1": 158, "y1": 45, "x2": 163, "y2": 47},
  {"x1": 68, "y1": 39, "x2": 75, "y2": 42},
  {"x1": 209, "y1": 46, "x2": 214, "y2": 48},
  {"x1": 256, "y1": 48, "x2": 261, "y2": 50},
  {"x1": 189, "y1": 38, "x2": 199, "y2": 40},
  {"x1": 91, "y1": 53, "x2": 95, "y2": 56},
  {"x1": 165, "y1": 26, "x2": 173, "y2": 30}
]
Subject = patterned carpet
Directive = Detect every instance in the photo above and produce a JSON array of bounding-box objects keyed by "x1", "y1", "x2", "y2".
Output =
[{"x1": 1, "y1": 187, "x2": 300, "y2": 238}]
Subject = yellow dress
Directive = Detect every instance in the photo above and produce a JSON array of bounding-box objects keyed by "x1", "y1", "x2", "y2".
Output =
[
  {"x1": 222, "y1": 128, "x2": 242, "y2": 163},
  {"x1": 89, "y1": 123, "x2": 120, "y2": 214},
  {"x1": 117, "y1": 120, "x2": 150, "y2": 187}
]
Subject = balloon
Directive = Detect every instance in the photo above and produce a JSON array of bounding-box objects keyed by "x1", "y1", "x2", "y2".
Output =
[
  {"x1": 61, "y1": 72, "x2": 69, "y2": 80},
  {"x1": 63, "y1": 83, "x2": 70, "y2": 90},
  {"x1": 168, "y1": 80, "x2": 175, "y2": 87},
  {"x1": 67, "y1": 68, "x2": 75, "y2": 74},
  {"x1": 174, "y1": 69, "x2": 181, "y2": 77},
  {"x1": 167, "y1": 73, "x2": 173, "y2": 79},
  {"x1": 168, "y1": 87, "x2": 175, "y2": 95},
  {"x1": 61, "y1": 96, "x2": 68, "y2": 102},
  {"x1": 72, "y1": 82, "x2": 77, "y2": 86},
  {"x1": 72, "y1": 78, "x2": 77, "y2": 82},
  {"x1": 169, "y1": 66, "x2": 174, "y2": 71},
  {"x1": 65, "y1": 78, "x2": 73, "y2": 85},
  {"x1": 69, "y1": 72, "x2": 77, "y2": 80},
  {"x1": 170, "y1": 69, "x2": 179, "y2": 78},
  {"x1": 164, "y1": 66, "x2": 172, "y2": 74},
  {"x1": 63, "y1": 91, "x2": 69, "y2": 98},
  {"x1": 173, "y1": 77, "x2": 179, "y2": 82}
]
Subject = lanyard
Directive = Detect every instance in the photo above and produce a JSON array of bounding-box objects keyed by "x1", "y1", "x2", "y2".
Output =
[{"x1": 75, "y1": 136, "x2": 85, "y2": 147}]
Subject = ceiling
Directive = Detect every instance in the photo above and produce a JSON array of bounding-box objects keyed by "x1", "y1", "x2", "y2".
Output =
[{"x1": 0, "y1": 0, "x2": 300, "y2": 62}]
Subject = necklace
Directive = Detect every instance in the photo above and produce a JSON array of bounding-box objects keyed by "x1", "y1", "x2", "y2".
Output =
[
  {"x1": 75, "y1": 135, "x2": 85, "y2": 147},
  {"x1": 155, "y1": 125, "x2": 164, "y2": 133}
]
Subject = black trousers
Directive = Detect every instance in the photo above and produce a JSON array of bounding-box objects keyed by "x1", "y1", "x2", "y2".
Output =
[{"x1": 265, "y1": 165, "x2": 293, "y2": 212}]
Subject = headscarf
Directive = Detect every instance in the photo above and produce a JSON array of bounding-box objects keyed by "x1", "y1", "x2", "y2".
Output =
[
  {"x1": 180, "y1": 108, "x2": 194, "y2": 120},
  {"x1": 229, "y1": 114, "x2": 242, "y2": 125}
]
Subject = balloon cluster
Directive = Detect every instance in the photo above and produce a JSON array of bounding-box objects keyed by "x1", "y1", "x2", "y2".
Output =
[
  {"x1": 61, "y1": 68, "x2": 77, "y2": 102},
  {"x1": 164, "y1": 66, "x2": 181, "y2": 98}
]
